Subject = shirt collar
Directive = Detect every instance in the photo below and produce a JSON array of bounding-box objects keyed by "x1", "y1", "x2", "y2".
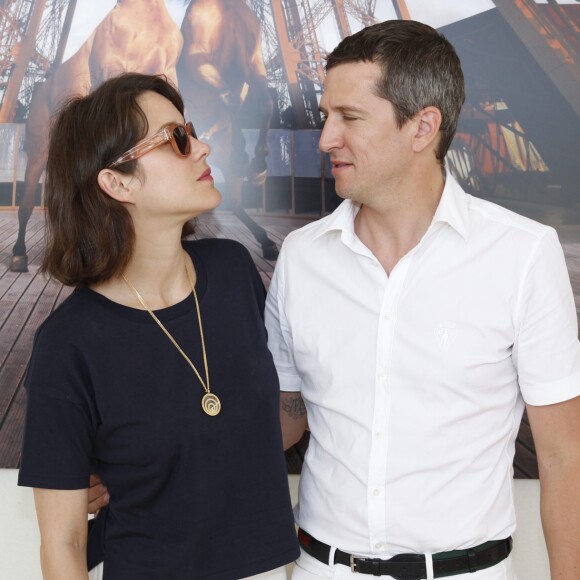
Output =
[
  {"x1": 312, "y1": 173, "x2": 470, "y2": 242},
  {"x1": 312, "y1": 198, "x2": 360, "y2": 241},
  {"x1": 431, "y1": 173, "x2": 470, "y2": 241}
]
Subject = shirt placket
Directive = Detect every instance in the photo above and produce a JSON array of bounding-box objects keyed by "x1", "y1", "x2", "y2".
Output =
[{"x1": 367, "y1": 256, "x2": 411, "y2": 554}]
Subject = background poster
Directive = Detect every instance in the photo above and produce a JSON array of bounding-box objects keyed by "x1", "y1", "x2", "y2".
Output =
[{"x1": 0, "y1": 0, "x2": 579, "y2": 477}]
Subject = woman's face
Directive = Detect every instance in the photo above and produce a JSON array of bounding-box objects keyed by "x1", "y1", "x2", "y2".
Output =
[{"x1": 128, "y1": 90, "x2": 222, "y2": 223}]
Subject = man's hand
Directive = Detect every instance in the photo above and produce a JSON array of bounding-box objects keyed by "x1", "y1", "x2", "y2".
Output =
[{"x1": 88, "y1": 474, "x2": 109, "y2": 515}]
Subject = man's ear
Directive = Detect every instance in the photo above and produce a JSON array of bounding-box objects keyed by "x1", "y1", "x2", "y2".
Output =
[
  {"x1": 412, "y1": 106, "x2": 442, "y2": 154},
  {"x1": 97, "y1": 169, "x2": 137, "y2": 204}
]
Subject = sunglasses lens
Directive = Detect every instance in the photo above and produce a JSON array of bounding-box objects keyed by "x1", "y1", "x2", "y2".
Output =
[
  {"x1": 173, "y1": 125, "x2": 191, "y2": 156},
  {"x1": 186, "y1": 121, "x2": 197, "y2": 140}
]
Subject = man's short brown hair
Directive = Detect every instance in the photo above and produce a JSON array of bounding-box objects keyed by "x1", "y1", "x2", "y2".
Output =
[{"x1": 326, "y1": 20, "x2": 465, "y2": 163}]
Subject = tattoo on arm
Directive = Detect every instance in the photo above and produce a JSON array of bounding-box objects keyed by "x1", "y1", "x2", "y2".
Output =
[{"x1": 281, "y1": 395, "x2": 306, "y2": 420}]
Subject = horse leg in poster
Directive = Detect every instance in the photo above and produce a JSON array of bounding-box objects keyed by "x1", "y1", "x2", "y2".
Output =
[
  {"x1": 227, "y1": 75, "x2": 278, "y2": 259},
  {"x1": 245, "y1": 74, "x2": 272, "y2": 184},
  {"x1": 11, "y1": 161, "x2": 44, "y2": 272},
  {"x1": 11, "y1": 82, "x2": 50, "y2": 272},
  {"x1": 10, "y1": 35, "x2": 93, "y2": 272},
  {"x1": 178, "y1": 0, "x2": 278, "y2": 260}
]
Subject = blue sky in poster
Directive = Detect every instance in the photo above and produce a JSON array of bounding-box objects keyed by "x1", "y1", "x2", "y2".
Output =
[{"x1": 63, "y1": 0, "x2": 497, "y2": 61}]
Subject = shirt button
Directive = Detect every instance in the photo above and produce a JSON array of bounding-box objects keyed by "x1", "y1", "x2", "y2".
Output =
[
  {"x1": 375, "y1": 543, "x2": 382, "y2": 550},
  {"x1": 383, "y1": 314, "x2": 392, "y2": 320},
  {"x1": 378, "y1": 373, "x2": 387, "y2": 380},
  {"x1": 373, "y1": 489, "x2": 380, "y2": 496},
  {"x1": 375, "y1": 432, "x2": 382, "y2": 438}
]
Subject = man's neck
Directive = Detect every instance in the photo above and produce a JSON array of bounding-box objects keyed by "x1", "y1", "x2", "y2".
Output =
[{"x1": 354, "y1": 168, "x2": 445, "y2": 275}]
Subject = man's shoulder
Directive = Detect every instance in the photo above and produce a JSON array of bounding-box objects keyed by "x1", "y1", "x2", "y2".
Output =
[{"x1": 467, "y1": 194, "x2": 554, "y2": 240}]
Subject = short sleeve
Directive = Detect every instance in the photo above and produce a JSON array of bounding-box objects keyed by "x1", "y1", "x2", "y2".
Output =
[
  {"x1": 18, "y1": 324, "x2": 97, "y2": 489},
  {"x1": 265, "y1": 244, "x2": 303, "y2": 392},
  {"x1": 514, "y1": 228, "x2": 580, "y2": 405}
]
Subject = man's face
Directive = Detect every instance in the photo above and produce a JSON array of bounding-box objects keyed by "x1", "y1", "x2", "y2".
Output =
[{"x1": 319, "y1": 61, "x2": 415, "y2": 205}]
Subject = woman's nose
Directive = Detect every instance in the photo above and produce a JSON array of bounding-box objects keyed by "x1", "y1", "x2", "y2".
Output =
[{"x1": 190, "y1": 137, "x2": 211, "y2": 161}]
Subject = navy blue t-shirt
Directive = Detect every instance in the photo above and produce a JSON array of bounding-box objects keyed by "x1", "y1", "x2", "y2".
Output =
[{"x1": 19, "y1": 239, "x2": 299, "y2": 579}]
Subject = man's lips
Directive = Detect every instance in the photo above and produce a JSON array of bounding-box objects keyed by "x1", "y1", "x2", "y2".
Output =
[
  {"x1": 198, "y1": 168, "x2": 213, "y2": 181},
  {"x1": 330, "y1": 160, "x2": 352, "y2": 173}
]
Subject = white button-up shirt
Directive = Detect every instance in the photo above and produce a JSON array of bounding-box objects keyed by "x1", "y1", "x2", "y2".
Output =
[{"x1": 265, "y1": 175, "x2": 580, "y2": 561}]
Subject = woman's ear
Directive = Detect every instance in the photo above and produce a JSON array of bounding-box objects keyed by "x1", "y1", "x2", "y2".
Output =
[
  {"x1": 97, "y1": 169, "x2": 137, "y2": 204},
  {"x1": 412, "y1": 106, "x2": 443, "y2": 154}
]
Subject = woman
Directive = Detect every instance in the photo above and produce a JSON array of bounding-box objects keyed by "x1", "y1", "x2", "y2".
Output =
[{"x1": 18, "y1": 73, "x2": 298, "y2": 579}]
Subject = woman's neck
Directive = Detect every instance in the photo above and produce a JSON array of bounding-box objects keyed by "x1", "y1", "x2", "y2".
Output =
[{"x1": 91, "y1": 228, "x2": 196, "y2": 310}]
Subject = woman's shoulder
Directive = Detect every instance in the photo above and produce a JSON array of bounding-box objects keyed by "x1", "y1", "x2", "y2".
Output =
[
  {"x1": 27, "y1": 289, "x2": 100, "y2": 385},
  {"x1": 184, "y1": 237, "x2": 249, "y2": 255},
  {"x1": 183, "y1": 237, "x2": 255, "y2": 267},
  {"x1": 34, "y1": 287, "x2": 113, "y2": 346},
  {"x1": 183, "y1": 238, "x2": 264, "y2": 298},
  {"x1": 35, "y1": 289, "x2": 84, "y2": 336}
]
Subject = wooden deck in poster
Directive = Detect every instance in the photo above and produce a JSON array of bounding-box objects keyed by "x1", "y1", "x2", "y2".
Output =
[{"x1": 3, "y1": 209, "x2": 580, "y2": 476}]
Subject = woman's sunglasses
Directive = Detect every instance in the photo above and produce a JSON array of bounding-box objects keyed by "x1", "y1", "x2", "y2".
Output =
[{"x1": 109, "y1": 121, "x2": 197, "y2": 168}]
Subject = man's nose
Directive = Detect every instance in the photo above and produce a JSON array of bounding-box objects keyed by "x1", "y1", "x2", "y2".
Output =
[{"x1": 318, "y1": 119, "x2": 341, "y2": 153}]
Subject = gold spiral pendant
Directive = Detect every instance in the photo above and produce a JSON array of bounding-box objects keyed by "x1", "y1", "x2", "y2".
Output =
[{"x1": 201, "y1": 393, "x2": 221, "y2": 416}]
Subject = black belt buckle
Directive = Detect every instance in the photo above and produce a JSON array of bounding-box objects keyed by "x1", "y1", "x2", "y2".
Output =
[
  {"x1": 349, "y1": 553, "x2": 357, "y2": 573},
  {"x1": 350, "y1": 553, "x2": 426, "y2": 580},
  {"x1": 350, "y1": 554, "x2": 382, "y2": 576},
  {"x1": 349, "y1": 555, "x2": 385, "y2": 576}
]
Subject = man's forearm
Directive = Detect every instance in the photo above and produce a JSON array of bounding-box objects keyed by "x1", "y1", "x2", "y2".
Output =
[
  {"x1": 527, "y1": 396, "x2": 580, "y2": 579},
  {"x1": 280, "y1": 391, "x2": 308, "y2": 450},
  {"x1": 539, "y1": 460, "x2": 580, "y2": 579}
]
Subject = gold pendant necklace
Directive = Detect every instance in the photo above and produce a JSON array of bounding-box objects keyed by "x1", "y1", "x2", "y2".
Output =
[{"x1": 122, "y1": 257, "x2": 221, "y2": 416}]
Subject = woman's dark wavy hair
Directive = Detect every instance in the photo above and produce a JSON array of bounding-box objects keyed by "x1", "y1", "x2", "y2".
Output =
[
  {"x1": 42, "y1": 72, "x2": 194, "y2": 286},
  {"x1": 326, "y1": 20, "x2": 465, "y2": 164}
]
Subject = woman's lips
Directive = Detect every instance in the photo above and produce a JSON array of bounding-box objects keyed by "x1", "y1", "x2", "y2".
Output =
[{"x1": 198, "y1": 168, "x2": 213, "y2": 181}]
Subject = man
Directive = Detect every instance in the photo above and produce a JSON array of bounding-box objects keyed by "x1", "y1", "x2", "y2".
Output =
[
  {"x1": 267, "y1": 20, "x2": 580, "y2": 580},
  {"x1": 88, "y1": 19, "x2": 579, "y2": 580}
]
